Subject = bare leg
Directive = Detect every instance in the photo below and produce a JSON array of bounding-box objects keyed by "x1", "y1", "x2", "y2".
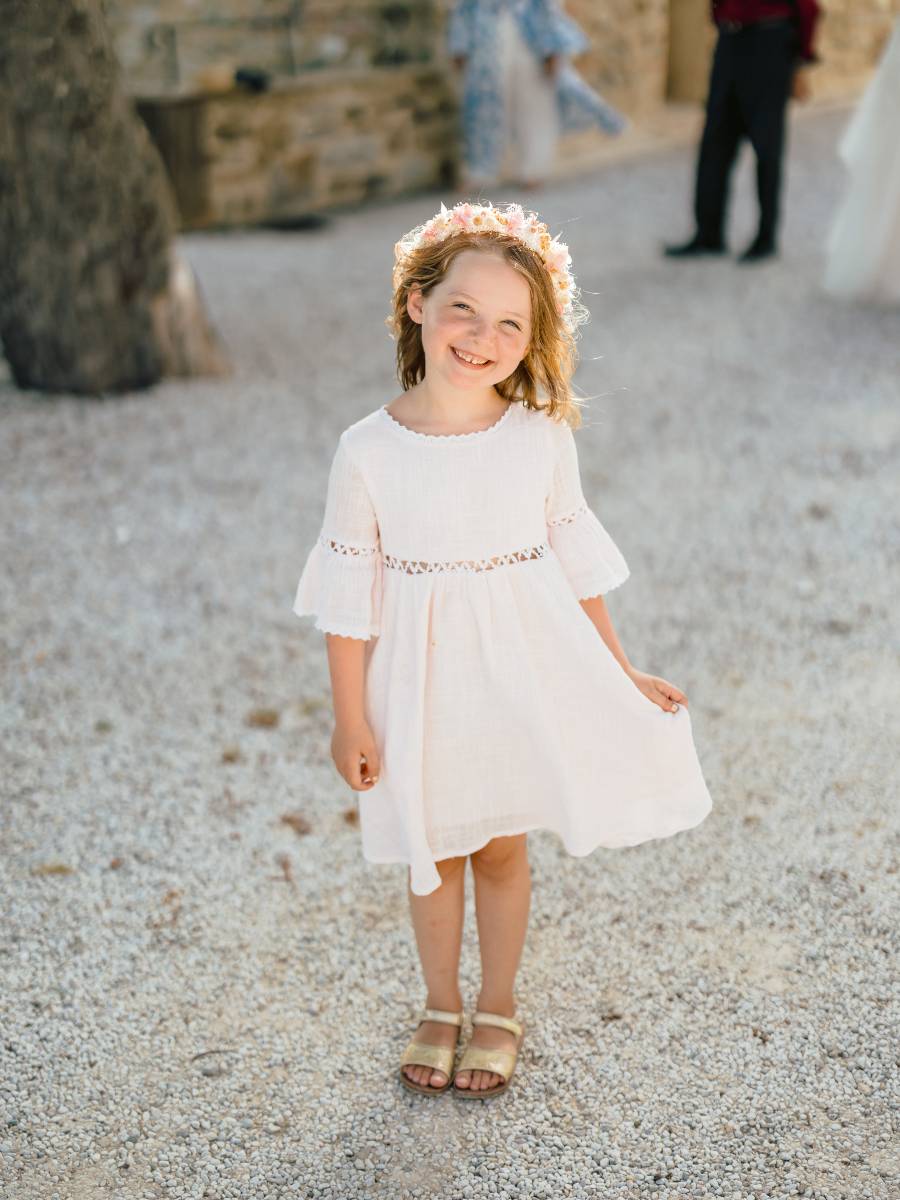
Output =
[
  {"x1": 403, "y1": 854, "x2": 466, "y2": 1089},
  {"x1": 454, "y1": 834, "x2": 530, "y2": 1092}
]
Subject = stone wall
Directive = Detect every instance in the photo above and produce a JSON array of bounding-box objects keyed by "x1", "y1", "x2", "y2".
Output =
[
  {"x1": 109, "y1": 1, "x2": 900, "y2": 107},
  {"x1": 107, "y1": 0, "x2": 900, "y2": 225},
  {"x1": 567, "y1": 0, "x2": 900, "y2": 109},
  {"x1": 567, "y1": 0, "x2": 670, "y2": 115},
  {"x1": 135, "y1": 66, "x2": 458, "y2": 228},
  {"x1": 106, "y1": 0, "x2": 452, "y2": 95}
]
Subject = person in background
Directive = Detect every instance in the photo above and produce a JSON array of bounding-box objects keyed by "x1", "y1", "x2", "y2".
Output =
[
  {"x1": 664, "y1": 0, "x2": 820, "y2": 264},
  {"x1": 448, "y1": 0, "x2": 625, "y2": 191},
  {"x1": 823, "y1": 18, "x2": 900, "y2": 305}
]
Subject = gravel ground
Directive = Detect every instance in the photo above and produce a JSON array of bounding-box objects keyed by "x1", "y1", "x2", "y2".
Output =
[{"x1": 2, "y1": 107, "x2": 898, "y2": 1200}]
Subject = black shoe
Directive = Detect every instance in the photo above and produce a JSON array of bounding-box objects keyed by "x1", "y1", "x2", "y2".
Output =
[
  {"x1": 663, "y1": 235, "x2": 726, "y2": 259},
  {"x1": 737, "y1": 238, "x2": 777, "y2": 264}
]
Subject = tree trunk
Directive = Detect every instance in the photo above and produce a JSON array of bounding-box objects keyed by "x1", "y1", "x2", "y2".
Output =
[{"x1": 0, "y1": 0, "x2": 228, "y2": 394}]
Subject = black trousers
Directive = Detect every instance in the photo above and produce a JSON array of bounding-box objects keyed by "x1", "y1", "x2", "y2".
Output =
[{"x1": 694, "y1": 21, "x2": 797, "y2": 247}]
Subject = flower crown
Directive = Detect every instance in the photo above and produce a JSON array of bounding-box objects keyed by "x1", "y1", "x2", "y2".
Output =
[{"x1": 392, "y1": 201, "x2": 580, "y2": 332}]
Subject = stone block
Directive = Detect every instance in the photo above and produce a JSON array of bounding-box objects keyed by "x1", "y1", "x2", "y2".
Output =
[
  {"x1": 167, "y1": 0, "x2": 294, "y2": 19},
  {"x1": 109, "y1": 17, "x2": 179, "y2": 93},
  {"x1": 317, "y1": 132, "x2": 381, "y2": 169}
]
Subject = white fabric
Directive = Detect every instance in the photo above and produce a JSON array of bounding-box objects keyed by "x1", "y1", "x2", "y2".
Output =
[
  {"x1": 500, "y1": 10, "x2": 559, "y2": 182},
  {"x1": 465, "y1": 9, "x2": 559, "y2": 186},
  {"x1": 294, "y1": 401, "x2": 713, "y2": 896},
  {"x1": 823, "y1": 19, "x2": 900, "y2": 304}
]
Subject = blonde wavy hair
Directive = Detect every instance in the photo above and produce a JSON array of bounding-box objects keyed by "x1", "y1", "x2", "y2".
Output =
[{"x1": 386, "y1": 231, "x2": 588, "y2": 428}]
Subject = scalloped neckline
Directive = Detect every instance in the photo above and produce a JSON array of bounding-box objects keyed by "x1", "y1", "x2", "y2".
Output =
[{"x1": 379, "y1": 401, "x2": 516, "y2": 442}]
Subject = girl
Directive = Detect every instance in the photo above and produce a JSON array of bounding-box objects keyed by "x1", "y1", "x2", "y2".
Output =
[
  {"x1": 448, "y1": 0, "x2": 625, "y2": 190},
  {"x1": 293, "y1": 201, "x2": 712, "y2": 1100}
]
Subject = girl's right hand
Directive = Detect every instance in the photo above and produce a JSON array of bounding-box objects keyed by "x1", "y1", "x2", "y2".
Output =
[
  {"x1": 791, "y1": 66, "x2": 812, "y2": 102},
  {"x1": 331, "y1": 720, "x2": 381, "y2": 791}
]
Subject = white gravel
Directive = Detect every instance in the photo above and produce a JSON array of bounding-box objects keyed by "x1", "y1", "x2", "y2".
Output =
[{"x1": 2, "y1": 107, "x2": 898, "y2": 1200}]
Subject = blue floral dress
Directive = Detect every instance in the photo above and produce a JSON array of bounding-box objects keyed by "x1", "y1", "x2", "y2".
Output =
[{"x1": 448, "y1": 0, "x2": 626, "y2": 181}]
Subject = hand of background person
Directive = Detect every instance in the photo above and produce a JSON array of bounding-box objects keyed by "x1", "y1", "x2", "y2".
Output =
[
  {"x1": 543, "y1": 54, "x2": 560, "y2": 78},
  {"x1": 791, "y1": 66, "x2": 812, "y2": 102},
  {"x1": 331, "y1": 720, "x2": 381, "y2": 790},
  {"x1": 625, "y1": 667, "x2": 687, "y2": 714},
  {"x1": 452, "y1": 54, "x2": 467, "y2": 71}
]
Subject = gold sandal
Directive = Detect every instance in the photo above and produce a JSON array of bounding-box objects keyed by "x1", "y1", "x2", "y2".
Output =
[
  {"x1": 452, "y1": 1011, "x2": 525, "y2": 1100},
  {"x1": 398, "y1": 1007, "x2": 464, "y2": 1095}
]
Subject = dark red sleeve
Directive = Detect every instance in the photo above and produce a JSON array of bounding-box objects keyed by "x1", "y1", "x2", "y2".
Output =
[{"x1": 794, "y1": 0, "x2": 821, "y2": 63}]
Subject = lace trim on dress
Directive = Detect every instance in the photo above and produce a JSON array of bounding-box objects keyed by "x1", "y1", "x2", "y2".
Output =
[
  {"x1": 383, "y1": 543, "x2": 548, "y2": 574},
  {"x1": 546, "y1": 501, "x2": 589, "y2": 527},
  {"x1": 312, "y1": 618, "x2": 380, "y2": 639},
  {"x1": 379, "y1": 402, "x2": 516, "y2": 442},
  {"x1": 318, "y1": 534, "x2": 380, "y2": 557}
]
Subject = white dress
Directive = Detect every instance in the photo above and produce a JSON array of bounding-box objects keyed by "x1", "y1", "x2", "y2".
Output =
[
  {"x1": 293, "y1": 400, "x2": 712, "y2": 896},
  {"x1": 492, "y1": 8, "x2": 559, "y2": 186},
  {"x1": 823, "y1": 19, "x2": 900, "y2": 303}
]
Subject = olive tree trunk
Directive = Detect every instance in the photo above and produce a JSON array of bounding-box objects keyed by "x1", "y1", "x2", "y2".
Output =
[{"x1": 0, "y1": 0, "x2": 228, "y2": 394}]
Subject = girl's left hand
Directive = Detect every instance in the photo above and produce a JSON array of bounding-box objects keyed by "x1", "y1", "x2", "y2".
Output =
[{"x1": 625, "y1": 667, "x2": 687, "y2": 714}]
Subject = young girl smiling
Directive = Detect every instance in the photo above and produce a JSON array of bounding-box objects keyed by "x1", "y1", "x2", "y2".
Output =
[{"x1": 294, "y1": 202, "x2": 712, "y2": 1099}]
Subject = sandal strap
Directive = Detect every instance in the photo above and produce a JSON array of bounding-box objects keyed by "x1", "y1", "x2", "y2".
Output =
[
  {"x1": 399, "y1": 1041, "x2": 456, "y2": 1074},
  {"x1": 455, "y1": 1044, "x2": 518, "y2": 1081},
  {"x1": 422, "y1": 1007, "x2": 464, "y2": 1027},
  {"x1": 471, "y1": 1011, "x2": 523, "y2": 1038}
]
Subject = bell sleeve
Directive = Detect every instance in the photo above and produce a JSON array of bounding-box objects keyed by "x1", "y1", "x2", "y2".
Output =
[
  {"x1": 292, "y1": 435, "x2": 383, "y2": 640},
  {"x1": 545, "y1": 423, "x2": 629, "y2": 600}
]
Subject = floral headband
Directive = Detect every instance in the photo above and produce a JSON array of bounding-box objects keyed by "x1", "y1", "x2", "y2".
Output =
[{"x1": 392, "y1": 201, "x2": 580, "y2": 332}]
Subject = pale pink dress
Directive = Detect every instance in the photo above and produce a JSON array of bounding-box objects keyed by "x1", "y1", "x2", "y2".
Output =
[{"x1": 293, "y1": 400, "x2": 712, "y2": 895}]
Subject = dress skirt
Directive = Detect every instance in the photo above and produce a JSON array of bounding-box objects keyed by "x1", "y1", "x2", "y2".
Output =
[{"x1": 824, "y1": 19, "x2": 900, "y2": 304}]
